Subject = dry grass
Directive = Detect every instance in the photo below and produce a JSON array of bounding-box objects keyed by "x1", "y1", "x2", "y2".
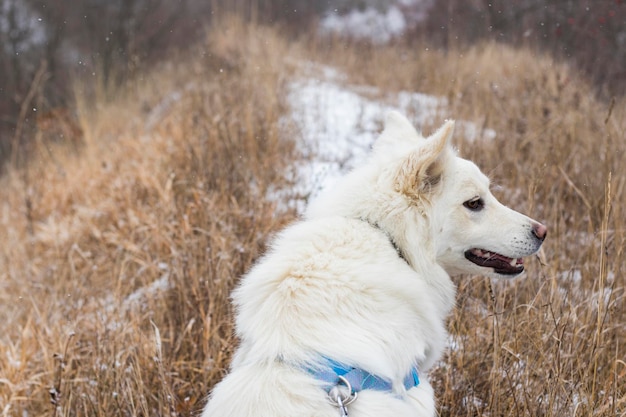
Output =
[{"x1": 1, "y1": 18, "x2": 625, "y2": 416}]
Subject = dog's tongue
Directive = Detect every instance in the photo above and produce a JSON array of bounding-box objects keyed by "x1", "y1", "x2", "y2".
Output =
[{"x1": 465, "y1": 248, "x2": 524, "y2": 275}]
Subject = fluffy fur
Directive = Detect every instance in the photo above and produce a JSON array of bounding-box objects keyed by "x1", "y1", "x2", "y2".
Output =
[{"x1": 201, "y1": 111, "x2": 546, "y2": 417}]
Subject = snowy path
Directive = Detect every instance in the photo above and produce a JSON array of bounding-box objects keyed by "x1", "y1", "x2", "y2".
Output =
[{"x1": 278, "y1": 64, "x2": 492, "y2": 213}]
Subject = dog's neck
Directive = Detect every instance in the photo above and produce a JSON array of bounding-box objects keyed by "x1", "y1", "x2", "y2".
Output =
[
  {"x1": 360, "y1": 218, "x2": 409, "y2": 264},
  {"x1": 361, "y1": 216, "x2": 456, "y2": 320}
]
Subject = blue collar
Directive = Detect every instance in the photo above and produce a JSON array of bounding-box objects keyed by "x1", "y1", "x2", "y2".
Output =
[{"x1": 307, "y1": 357, "x2": 419, "y2": 394}]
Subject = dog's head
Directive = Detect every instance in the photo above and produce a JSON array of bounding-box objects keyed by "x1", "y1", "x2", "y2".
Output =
[
  {"x1": 383, "y1": 111, "x2": 546, "y2": 278},
  {"x1": 306, "y1": 111, "x2": 546, "y2": 279}
]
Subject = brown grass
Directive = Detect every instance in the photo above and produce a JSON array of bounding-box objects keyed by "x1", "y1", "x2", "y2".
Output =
[{"x1": 1, "y1": 18, "x2": 625, "y2": 416}]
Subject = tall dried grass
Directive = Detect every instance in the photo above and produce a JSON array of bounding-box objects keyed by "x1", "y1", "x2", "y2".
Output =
[
  {"x1": 1, "y1": 18, "x2": 624, "y2": 416},
  {"x1": 0, "y1": 18, "x2": 298, "y2": 416}
]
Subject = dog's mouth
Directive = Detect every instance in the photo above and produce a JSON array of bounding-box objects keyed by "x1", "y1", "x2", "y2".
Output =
[{"x1": 464, "y1": 248, "x2": 524, "y2": 275}]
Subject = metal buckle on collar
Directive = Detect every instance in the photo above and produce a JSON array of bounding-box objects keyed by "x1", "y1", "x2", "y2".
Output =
[{"x1": 327, "y1": 375, "x2": 358, "y2": 417}]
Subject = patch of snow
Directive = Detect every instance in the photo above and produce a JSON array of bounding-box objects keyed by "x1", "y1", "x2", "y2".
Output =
[
  {"x1": 144, "y1": 91, "x2": 182, "y2": 132},
  {"x1": 95, "y1": 271, "x2": 172, "y2": 332},
  {"x1": 5, "y1": 350, "x2": 22, "y2": 369},
  {"x1": 144, "y1": 82, "x2": 197, "y2": 132},
  {"x1": 277, "y1": 73, "x2": 440, "y2": 212},
  {"x1": 558, "y1": 268, "x2": 582, "y2": 285},
  {"x1": 275, "y1": 64, "x2": 492, "y2": 213},
  {"x1": 461, "y1": 395, "x2": 486, "y2": 411},
  {"x1": 319, "y1": 6, "x2": 407, "y2": 44},
  {"x1": 447, "y1": 334, "x2": 460, "y2": 352},
  {"x1": 590, "y1": 285, "x2": 615, "y2": 313},
  {"x1": 123, "y1": 273, "x2": 171, "y2": 310},
  {"x1": 318, "y1": 0, "x2": 433, "y2": 44},
  {"x1": 456, "y1": 120, "x2": 497, "y2": 143}
]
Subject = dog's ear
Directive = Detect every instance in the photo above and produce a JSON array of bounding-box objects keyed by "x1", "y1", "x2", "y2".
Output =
[
  {"x1": 378, "y1": 111, "x2": 422, "y2": 145},
  {"x1": 395, "y1": 120, "x2": 455, "y2": 199}
]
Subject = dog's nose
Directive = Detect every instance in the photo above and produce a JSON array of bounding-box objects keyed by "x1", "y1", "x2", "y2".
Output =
[{"x1": 532, "y1": 222, "x2": 547, "y2": 242}]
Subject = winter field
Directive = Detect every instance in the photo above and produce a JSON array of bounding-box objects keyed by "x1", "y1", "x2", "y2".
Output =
[{"x1": 1, "y1": 17, "x2": 625, "y2": 416}]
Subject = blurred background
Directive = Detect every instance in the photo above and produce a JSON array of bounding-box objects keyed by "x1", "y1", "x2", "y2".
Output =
[{"x1": 1, "y1": 0, "x2": 624, "y2": 169}]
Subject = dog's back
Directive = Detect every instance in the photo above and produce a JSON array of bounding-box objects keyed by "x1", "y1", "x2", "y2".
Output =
[{"x1": 202, "y1": 216, "x2": 447, "y2": 417}]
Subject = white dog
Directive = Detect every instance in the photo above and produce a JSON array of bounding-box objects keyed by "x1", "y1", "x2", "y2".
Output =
[{"x1": 201, "y1": 112, "x2": 546, "y2": 417}]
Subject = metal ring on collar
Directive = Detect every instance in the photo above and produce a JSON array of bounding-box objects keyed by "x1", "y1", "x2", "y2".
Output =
[{"x1": 327, "y1": 375, "x2": 358, "y2": 407}]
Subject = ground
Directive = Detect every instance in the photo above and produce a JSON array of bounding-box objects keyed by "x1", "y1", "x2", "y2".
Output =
[{"x1": 0, "y1": 18, "x2": 625, "y2": 417}]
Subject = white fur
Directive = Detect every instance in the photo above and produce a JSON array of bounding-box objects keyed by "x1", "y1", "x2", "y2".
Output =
[{"x1": 201, "y1": 111, "x2": 545, "y2": 417}]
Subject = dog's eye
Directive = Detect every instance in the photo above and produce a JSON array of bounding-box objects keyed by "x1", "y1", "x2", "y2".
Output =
[{"x1": 463, "y1": 197, "x2": 484, "y2": 211}]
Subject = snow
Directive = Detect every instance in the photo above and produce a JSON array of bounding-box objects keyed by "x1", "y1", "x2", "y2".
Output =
[
  {"x1": 123, "y1": 272, "x2": 171, "y2": 308},
  {"x1": 275, "y1": 63, "x2": 494, "y2": 213},
  {"x1": 95, "y1": 270, "x2": 172, "y2": 332},
  {"x1": 318, "y1": 0, "x2": 433, "y2": 44},
  {"x1": 319, "y1": 6, "x2": 407, "y2": 44}
]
